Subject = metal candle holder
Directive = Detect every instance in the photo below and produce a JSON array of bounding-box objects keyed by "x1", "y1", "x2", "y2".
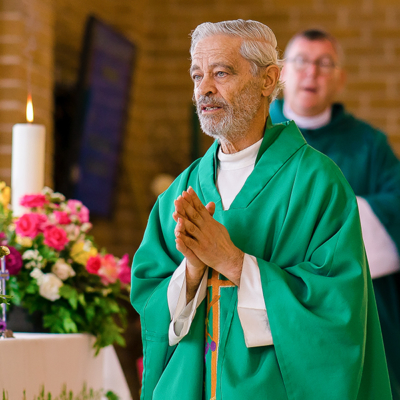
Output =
[{"x1": 0, "y1": 256, "x2": 14, "y2": 338}]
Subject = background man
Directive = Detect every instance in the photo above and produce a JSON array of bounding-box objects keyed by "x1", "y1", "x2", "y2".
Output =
[
  {"x1": 270, "y1": 29, "x2": 400, "y2": 398},
  {"x1": 131, "y1": 20, "x2": 391, "y2": 400}
]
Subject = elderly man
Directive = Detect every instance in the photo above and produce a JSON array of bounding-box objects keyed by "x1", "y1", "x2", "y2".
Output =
[
  {"x1": 270, "y1": 29, "x2": 400, "y2": 399},
  {"x1": 131, "y1": 20, "x2": 391, "y2": 400}
]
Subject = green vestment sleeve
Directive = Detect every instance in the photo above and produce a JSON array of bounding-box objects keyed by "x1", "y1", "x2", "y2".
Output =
[{"x1": 253, "y1": 156, "x2": 389, "y2": 399}]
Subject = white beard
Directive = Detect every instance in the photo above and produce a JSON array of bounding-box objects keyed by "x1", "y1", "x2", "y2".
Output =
[{"x1": 195, "y1": 80, "x2": 262, "y2": 143}]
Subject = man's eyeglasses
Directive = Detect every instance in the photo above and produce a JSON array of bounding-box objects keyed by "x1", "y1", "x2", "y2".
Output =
[{"x1": 286, "y1": 55, "x2": 338, "y2": 74}]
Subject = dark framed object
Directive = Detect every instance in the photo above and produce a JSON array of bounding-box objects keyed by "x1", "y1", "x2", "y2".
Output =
[{"x1": 69, "y1": 16, "x2": 136, "y2": 217}]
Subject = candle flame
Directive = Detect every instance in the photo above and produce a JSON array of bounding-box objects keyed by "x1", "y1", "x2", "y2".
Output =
[{"x1": 26, "y1": 95, "x2": 34, "y2": 123}]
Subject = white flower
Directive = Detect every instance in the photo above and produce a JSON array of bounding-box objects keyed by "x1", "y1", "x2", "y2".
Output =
[
  {"x1": 41, "y1": 186, "x2": 54, "y2": 195},
  {"x1": 65, "y1": 224, "x2": 80, "y2": 241},
  {"x1": 70, "y1": 214, "x2": 79, "y2": 223},
  {"x1": 47, "y1": 214, "x2": 57, "y2": 225},
  {"x1": 24, "y1": 250, "x2": 44, "y2": 269},
  {"x1": 25, "y1": 260, "x2": 37, "y2": 269},
  {"x1": 52, "y1": 192, "x2": 66, "y2": 202},
  {"x1": 82, "y1": 240, "x2": 93, "y2": 252},
  {"x1": 22, "y1": 249, "x2": 42, "y2": 261},
  {"x1": 80, "y1": 223, "x2": 92, "y2": 233},
  {"x1": 52, "y1": 259, "x2": 76, "y2": 281},
  {"x1": 30, "y1": 268, "x2": 43, "y2": 282},
  {"x1": 38, "y1": 273, "x2": 63, "y2": 301}
]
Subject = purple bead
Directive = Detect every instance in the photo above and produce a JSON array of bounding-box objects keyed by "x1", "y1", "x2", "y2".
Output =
[
  {"x1": 0, "y1": 321, "x2": 6, "y2": 331},
  {"x1": 210, "y1": 341, "x2": 217, "y2": 352}
]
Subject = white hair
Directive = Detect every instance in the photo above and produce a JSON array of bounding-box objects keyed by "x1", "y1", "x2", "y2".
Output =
[{"x1": 190, "y1": 19, "x2": 284, "y2": 102}]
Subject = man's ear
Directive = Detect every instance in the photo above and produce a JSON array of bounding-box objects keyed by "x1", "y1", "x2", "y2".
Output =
[{"x1": 261, "y1": 65, "x2": 280, "y2": 98}]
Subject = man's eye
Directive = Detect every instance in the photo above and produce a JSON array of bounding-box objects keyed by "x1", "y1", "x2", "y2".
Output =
[
  {"x1": 216, "y1": 71, "x2": 227, "y2": 77},
  {"x1": 192, "y1": 75, "x2": 202, "y2": 81},
  {"x1": 318, "y1": 58, "x2": 335, "y2": 68},
  {"x1": 294, "y1": 56, "x2": 307, "y2": 66}
]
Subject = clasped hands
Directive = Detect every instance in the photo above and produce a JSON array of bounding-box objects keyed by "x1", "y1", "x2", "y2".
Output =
[{"x1": 173, "y1": 187, "x2": 244, "y2": 301}]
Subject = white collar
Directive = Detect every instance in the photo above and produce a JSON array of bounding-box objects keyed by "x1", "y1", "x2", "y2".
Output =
[
  {"x1": 283, "y1": 102, "x2": 332, "y2": 130},
  {"x1": 218, "y1": 138, "x2": 262, "y2": 171}
]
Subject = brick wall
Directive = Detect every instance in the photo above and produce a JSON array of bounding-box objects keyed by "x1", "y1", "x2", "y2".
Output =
[{"x1": 0, "y1": 0, "x2": 54, "y2": 186}]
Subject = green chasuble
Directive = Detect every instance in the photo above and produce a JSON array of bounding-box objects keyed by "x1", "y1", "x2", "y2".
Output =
[
  {"x1": 131, "y1": 120, "x2": 392, "y2": 400},
  {"x1": 271, "y1": 98, "x2": 400, "y2": 399}
]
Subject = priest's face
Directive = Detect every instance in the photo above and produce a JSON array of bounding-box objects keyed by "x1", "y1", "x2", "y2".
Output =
[
  {"x1": 191, "y1": 35, "x2": 264, "y2": 143},
  {"x1": 281, "y1": 37, "x2": 345, "y2": 117}
]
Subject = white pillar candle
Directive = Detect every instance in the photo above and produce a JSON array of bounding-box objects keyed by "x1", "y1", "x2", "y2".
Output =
[{"x1": 11, "y1": 123, "x2": 46, "y2": 216}]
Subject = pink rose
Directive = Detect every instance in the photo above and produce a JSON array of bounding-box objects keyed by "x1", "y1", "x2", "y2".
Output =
[
  {"x1": 117, "y1": 254, "x2": 131, "y2": 284},
  {"x1": 67, "y1": 200, "x2": 90, "y2": 223},
  {"x1": 98, "y1": 254, "x2": 119, "y2": 285},
  {"x1": 15, "y1": 213, "x2": 41, "y2": 238},
  {"x1": 86, "y1": 255, "x2": 101, "y2": 274},
  {"x1": 78, "y1": 205, "x2": 89, "y2": 223},
  {"x1": 36, "y1": 214, "x2": 49, "y2": 232},
  {"x1": 20, "y1": 194, "x2": 48, "y2": 208},
  {"x1": 54, "y1": 211, "x2": 71, "y2": 225},
  {"x1": 118, "y1": 253, "x2": 130, "y2": 269},
  {"x1": 43, "y1": 225, "x2": 69, "y2": 251},
  {"x1": 118, "y1": 265, "x2": 131, "y2": 284}
]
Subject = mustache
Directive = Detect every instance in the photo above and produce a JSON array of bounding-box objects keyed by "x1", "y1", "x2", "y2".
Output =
[{"x1": 193, "y1": 94, "x2": 229, "y2": 112}]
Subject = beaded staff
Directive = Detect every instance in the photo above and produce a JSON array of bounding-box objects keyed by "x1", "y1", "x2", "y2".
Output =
[{"x1": 0, "y1": 246, "x2": 13, "y2": 338}]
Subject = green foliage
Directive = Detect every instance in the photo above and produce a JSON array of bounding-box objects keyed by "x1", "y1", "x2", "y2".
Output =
[
  {"x1": 0, "y1": 294, "x2": 12, "y2": 305},
  {"x1": 105, "y1": 391, "x2": 120, "y2": 400},
  {"x1": 8, "y1": 383, "x2": 115, "y2": 400}
]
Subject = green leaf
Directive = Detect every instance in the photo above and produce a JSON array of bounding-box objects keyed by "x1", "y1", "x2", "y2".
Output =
[
  {"x1": 43, "y1": 313, "x2": 64, "y2": 333},
  {"x1": 59, "y1": 285, "x2": 78, "y2": 310},
  {"x1": 62, "y1": 317, "x2": 78, "y2": 333},
  {"x1": 25, "y1": 281, "x2": 39, "y2": 294},
  {"x1": 85, "y1": 304, "x2": 95, "y2": 322},
  {"x1": 0, "y1": 294, "x2": 12, "y2": 305},
  {"x1": 77, "y1": 293, "x2": 86, "y2": 307},
  {"x1": 7, "y1": 277, "x2": 21, "y2": 305},
  {"x1": 105, "y1": 391, "x2": 120, "y2": 400}
]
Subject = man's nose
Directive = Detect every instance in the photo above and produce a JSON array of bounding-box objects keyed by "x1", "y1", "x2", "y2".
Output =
[
  {"x1": 304, "y1": 62, "x2": 318, "y2": 77},
  {"x1": 196, "y1": 75, "x2": 217, "y2": 97}
]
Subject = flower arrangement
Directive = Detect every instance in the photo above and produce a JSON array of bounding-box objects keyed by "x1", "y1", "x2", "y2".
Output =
[{"x1": 0, "y1": 184, "x2": 131, "y2": 353}]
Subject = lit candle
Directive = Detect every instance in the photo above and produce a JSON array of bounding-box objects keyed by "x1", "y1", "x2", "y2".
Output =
[{"x1": 11, "y1": 95, "x2": 46, "y2": 216}]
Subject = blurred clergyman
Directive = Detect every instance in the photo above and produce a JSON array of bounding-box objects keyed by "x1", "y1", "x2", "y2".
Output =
[
  {"x1": 270, "y1": 28, "x2": 400, "y2": 399},
  {"x1": 131, "y1": 20, "x2": 392, "y2": 400}
]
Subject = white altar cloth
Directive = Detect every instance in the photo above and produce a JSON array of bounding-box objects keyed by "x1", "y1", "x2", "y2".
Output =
[{"x1": 0, "y1": 333, "x2": 132, "y2": 400}]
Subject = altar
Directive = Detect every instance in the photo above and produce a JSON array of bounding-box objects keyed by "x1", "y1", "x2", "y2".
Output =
[{"x1": 0, "y1": 333, "x2": 132, "y2": 399}]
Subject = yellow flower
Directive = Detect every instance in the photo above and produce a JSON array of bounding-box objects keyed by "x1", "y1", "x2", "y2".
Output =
[
  {"x1": 16, "y1": 235, "x2": 33, "y2": 248},
  {"x1": 0, "y1": 246, "x2": 10, "y2": 257},
  {"x1": 0, "y1": 183, "x2": 10, "y2": 209},
  {"x1": 70, "y1": 241, "x2": 97, "y2": 265}
]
